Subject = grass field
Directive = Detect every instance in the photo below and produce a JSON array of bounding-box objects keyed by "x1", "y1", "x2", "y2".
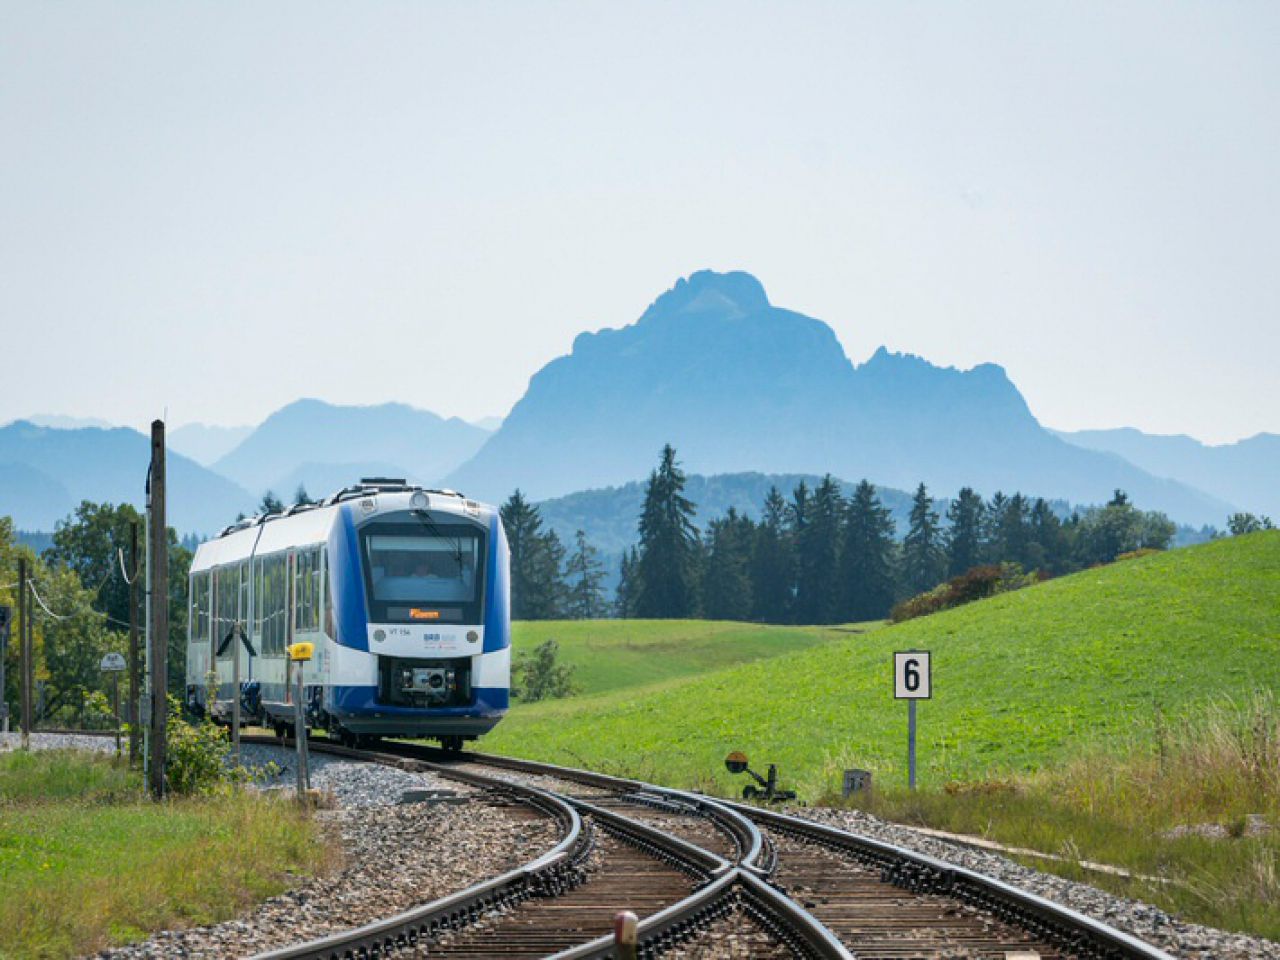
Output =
[
  {"x1": 489, "y1": 532, "x2": 1280, "y2": 936},
  {"x1": 0, "y1": 749, "x2": 330, "y2": 959},
  {"x1": 511, "y1": 618, "x2": 871, "y2": 697},
  {"x1": 487, "y1": 531, "x2": 1280, "y2": 798}
]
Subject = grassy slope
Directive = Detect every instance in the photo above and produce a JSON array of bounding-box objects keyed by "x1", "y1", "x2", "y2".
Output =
[
  {"x1": 0, "y1": 750, "x2": 328, "y2": 959},
  {"x1": 486, "y1": 532, "x2": 1280, "y2": 798},
  {"x1": 511, "y1": 619, "x2": 870, "y2": 696}
]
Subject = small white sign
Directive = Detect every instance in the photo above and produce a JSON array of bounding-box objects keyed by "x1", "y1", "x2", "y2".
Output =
[
  {"x1": 100, "y1": 652, "x2": 127, "y2": 672},
  {"x1": 894, "y1": 651, "x2": 931, "y2": 699}
]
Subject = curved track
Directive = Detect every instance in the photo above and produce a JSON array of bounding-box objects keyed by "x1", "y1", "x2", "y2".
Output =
[
  {"x1": 405, "y1": 745, "x2": 1177, "y2": 960},
  {"x1": 246, "y1": 736, "x2": 847, "y2": 959}
]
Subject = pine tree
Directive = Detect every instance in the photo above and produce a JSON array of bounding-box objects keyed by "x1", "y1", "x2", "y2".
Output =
[
  {"x1": 944, "y1": 487, "x2": 984, "y2": 576},
  {"x1": 500, "y1": 490, "x2": 567, "y2": 620},
  {"x1": 793, "y1": 476, "x2": 843, "y2": 623},
  {"x1": 615, "y1": 546, "x2": 640, "y2": 618},
  {"x1": 564, "y1": 529, "x2": 607, "y2": 619},
  {"x1": 703, "y1": 508, "x2": 756, "y2": 621},
  {"x1": 635, "y1": 445, "x2": 701, "y2": 618},
  {"x1": 901, "y1": 482, "x2": 945, "y2": 595},
  {"x1": 840, "y1": 480, "x2": 898, "y2": 621},
  {"x1": 750, "y1": 487, "x2": 794, "y2": 623},
  {"x1": 259, "y1": 490, "x2": 285, "y2": 515},
  {"x1": 993, "y1": 493, "x2": 1032, "y2": 567},
  {"x1": 1028, "y1": 498, "x2": 1069, "y2": 574},
  {"x1": 294, "y1": 484, "x2": 314, "y2": 506}
]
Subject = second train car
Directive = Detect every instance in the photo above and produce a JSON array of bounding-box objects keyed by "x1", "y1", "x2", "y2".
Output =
[{"x1": 184, "y1": 479, "x2": 510, "y2": 748}]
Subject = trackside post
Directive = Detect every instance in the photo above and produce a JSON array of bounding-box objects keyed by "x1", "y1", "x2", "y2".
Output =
[
  {"x1": 288, "y1": 642, "x2": 313, "y2": 801},
  {"x1": 614, "y1": 910, "x2": 638, "y2": 960},
  {"x1": 893, "y1": 650, "x2": 932, "y2": 790}
]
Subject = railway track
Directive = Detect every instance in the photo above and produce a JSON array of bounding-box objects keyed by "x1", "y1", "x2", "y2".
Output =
[
  {"x1": 401, "y1": 744, "x2": 1177, "y2": 960},
  {"x1": 244, "y1": 736, "x2": 846, "y2": 960},
  {"x1": 41, "y1": 729, "x2": 1177, "y2": 958}
]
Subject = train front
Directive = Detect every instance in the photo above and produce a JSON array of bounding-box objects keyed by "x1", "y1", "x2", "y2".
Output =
[{"x1": 327, "y1": 487, "x2": 510, "y2": 748}]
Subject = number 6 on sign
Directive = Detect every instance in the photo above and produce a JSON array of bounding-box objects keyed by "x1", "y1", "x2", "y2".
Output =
[{"x1": 894, "y1": 651, "x2": 931, "y2": 699}]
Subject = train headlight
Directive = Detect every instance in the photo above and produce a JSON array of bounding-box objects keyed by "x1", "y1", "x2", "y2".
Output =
[{"x1": 410, "y1": 491, "x2": 430, "y2": 511}]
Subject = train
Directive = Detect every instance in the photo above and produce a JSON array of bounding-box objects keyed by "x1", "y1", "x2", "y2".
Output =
[{"x1": 184, "y1": 478, "x2": 510, "y2": 748}]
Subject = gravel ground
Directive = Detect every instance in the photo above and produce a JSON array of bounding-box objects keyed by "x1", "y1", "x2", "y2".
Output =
[
  {"x1": 663, "y1": 908, "x2": 794, "y2": 959},
  {"x1": 1, "y1": 730, "x2": 120, "y2": 754},
  {"x1": 0, "y1": 737, "x2": 564, "y2": 960},
  {"x1": 791, "y1": 805, "x2": 1280, "y2": 960}
]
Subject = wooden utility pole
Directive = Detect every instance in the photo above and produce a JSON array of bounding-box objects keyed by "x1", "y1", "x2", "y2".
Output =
[
  {"x1": 128, "y1": 521, "x2": 140, "y2": 767},
  {"x1": 18, "y1": 557, "x2": 30, "y2": 750},
  {"x1": 147, "y1": 420, "x2": 168, "y2": 799}
]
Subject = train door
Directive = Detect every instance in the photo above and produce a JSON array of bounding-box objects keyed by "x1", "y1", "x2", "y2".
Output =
[{"x1": 284, "y1": 550, "x2": 297, "y2": 703}]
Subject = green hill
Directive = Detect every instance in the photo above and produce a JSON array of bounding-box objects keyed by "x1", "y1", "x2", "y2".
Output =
[
  {"x1": 487, "y1": 532, "x2": 1280, "y2": 797},
  {"x1": 510, "y1": 619, "x2": 866, "y2": 698}
]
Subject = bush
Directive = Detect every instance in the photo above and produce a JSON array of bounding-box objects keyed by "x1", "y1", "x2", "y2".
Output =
[
  {"x1": 164, "y1": 695, "x2": 247, "y2": 795},
  {"x1": 513, "y1": 639, "x2": 578, "y2": 703},
  {"x1": 891, "y1": 563, "x2": 1041, "y2": 623}
]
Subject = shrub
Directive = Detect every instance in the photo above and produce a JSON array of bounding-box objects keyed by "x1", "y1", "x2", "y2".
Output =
[
  {"x1": 513, "y1": 638, "x2": 578, "y2": 703},
  {"x1": 891, "y1": 563, "x2": 1041, "y2": 623},
  {"x1": 164, "y1": 695, "x2": 251, "y2": 795}
]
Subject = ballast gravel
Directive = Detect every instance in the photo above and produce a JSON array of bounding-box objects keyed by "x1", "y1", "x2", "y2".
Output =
[
  {"x1": 83, "y1": 744, "x2": 559, "y2": 960},
  {"x1": 791, "y1": 805, "x2": 1280, "y2": 960}
]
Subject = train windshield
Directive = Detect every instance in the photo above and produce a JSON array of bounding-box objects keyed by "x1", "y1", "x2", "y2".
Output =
[{"x1": 360, "y1": 522, "x2": 486, "y2": 623}]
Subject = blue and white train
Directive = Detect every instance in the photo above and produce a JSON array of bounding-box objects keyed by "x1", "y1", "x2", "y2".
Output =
[{"x1": 185, "y1": 479, "x2": 510, "y2": 748}]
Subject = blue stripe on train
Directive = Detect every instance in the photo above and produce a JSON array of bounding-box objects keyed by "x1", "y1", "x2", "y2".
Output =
[
  {"x1": 483, "y1": 510, "x2": 511, "y2": 653},
  {"x1": 334, "y1": 505, "x2": 370, "y2": 652},
  {"x1": 327, "y1": 684, "x2": 509, "y2": 718}
]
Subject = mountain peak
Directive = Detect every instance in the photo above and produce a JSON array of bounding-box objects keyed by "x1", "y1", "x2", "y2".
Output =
[{"x1": 640, "y1": 270, "x2": 770, "y2": 323}]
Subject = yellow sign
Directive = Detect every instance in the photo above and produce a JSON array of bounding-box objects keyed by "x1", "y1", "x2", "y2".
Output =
[{"x1": 287, "y1": 642, "x2": 314, "y2": 662}]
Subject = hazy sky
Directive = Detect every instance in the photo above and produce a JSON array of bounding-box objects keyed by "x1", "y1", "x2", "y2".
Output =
[{"x1": 3, "y1": 2, "x2": 1276, "y2": 444}]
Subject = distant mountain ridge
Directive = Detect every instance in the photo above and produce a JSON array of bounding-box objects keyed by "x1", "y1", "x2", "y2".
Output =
[
  {"x1": 0, "y1": 421, "x2": 252, "y2": 534},
  {"x1": 447, "y1": 270, "x2": 1232, "y2": 526},
  {"x1": 1055, "y1": 428, "x2": 1280, "y2": 519},
  {"x1": 212, "y1": 398, "x2": 489, "y2": 498},
  {"x1": 169, "y1": 422, "x2": 254, "y2": 466}
]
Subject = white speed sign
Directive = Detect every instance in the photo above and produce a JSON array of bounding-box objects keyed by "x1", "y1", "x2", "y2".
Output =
[{"x1": 894, "y1": 651, "x2": 931, "y2": 699}]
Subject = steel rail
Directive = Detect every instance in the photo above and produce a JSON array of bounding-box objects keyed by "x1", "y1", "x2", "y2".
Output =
[
  {"x1": 245, "y1": 738, "x2": 591, "y2": 960},
  {"x1": 245, "y1": 737, "x2": 833, "y2": 959},
  {"x1": 727, "y1": 800, "x2": 1177, "y2": 960},
  {"x1": 426, "y1": 746, "x2": 1176, "y2": 960}
]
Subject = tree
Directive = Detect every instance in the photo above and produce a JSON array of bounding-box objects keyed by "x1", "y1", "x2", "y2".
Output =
[
  {"x1": 1228, "y1": 513, "x2": 1275, "y2": 535},
  {"x1": 703, "y1": 508, "x2": 756, "y2": 621},
  {"x1": 901, "y1": 483, "x2": 945, "y2": 596},
  {"x1": 1028, "y1": 498, "x2": 1071, "y2": 574},
  {"x1": 944, "y1": 487, "x2": 984, "y2": 577},
  {"x1": 840, "y1": 480, "x2": 898, "y2": 621},
  {"x1": 793, "y1": 476, "x2": 843, "y2": 623},
  {"x1": 614, "y1": 546, "x2": 641, "y2": 618},
  {"x1": 750, "y1": 487, "x2": 794, "y2": 623},
  {"x1": 1075, "y1": 490, "x2": 1174, "y2": 565},
  {"x1": 635, "y1": 445, "x2": 701, "y2": 618},
  {"x1": 294, "y1": 484, "x2": 314, "y2": 506},
  {"x1": 500, "y1": 490, "x2": 567, "y2": 620},
  {"x1": 513, "y1": 639, "x2": 577, "y2": 702},
  {"x1": 564, "y1": 529, "x2": 607, "y2": 619},
  {"x1": 991, "y1": 493, "x2": 1032, "y2": 568}
]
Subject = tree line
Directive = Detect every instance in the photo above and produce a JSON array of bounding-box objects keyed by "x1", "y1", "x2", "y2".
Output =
[{"x1": 508, "y1": 444, "x2": 1183, "y2": 624}]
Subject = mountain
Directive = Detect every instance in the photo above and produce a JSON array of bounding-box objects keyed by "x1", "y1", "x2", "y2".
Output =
[
  {"x1": 447, "y1": 270, "x2": 1233, "y2": 526},
  {"x1": 212, "y1": 399, "x2": 490, "y2": 498},
  {"x1": 169, "y1": 422, "x2": 254, "y2": 466},
  {"x1": 20, "y1": 414, "x2": 115, "y2": 430},
  {"x1": 1055, "y1": 428, "x2": 1280, "y2": 519},
  {"x1": 0, "y1": 421, "x2": 253, "y2": 534}
]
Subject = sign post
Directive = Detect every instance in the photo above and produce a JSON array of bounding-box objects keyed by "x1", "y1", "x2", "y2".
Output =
[
  {"x1": 101, "y1": 652, "x2": 127, "y2": 755},
  {"x1": 0, "y1": 605, "x2": 10, "y2": 733},
  {"x1": 287, "y1": 642, "x2": 313, "y2": 802},
  {"x1": 893, "y1": 650, "x2": 932, "y2": 790}
]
